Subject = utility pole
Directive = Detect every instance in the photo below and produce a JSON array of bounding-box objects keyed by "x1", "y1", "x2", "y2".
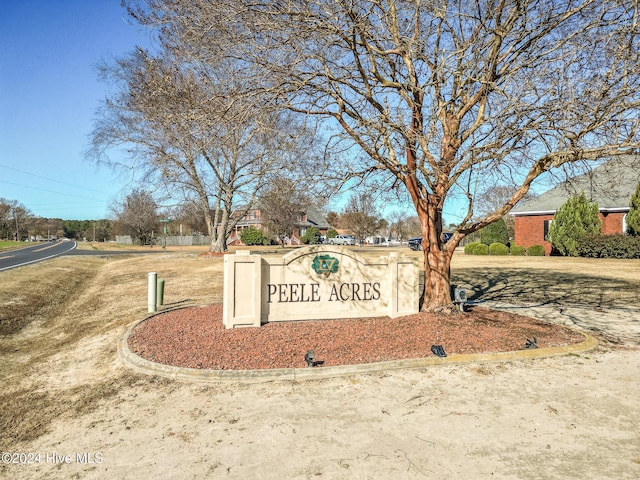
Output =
[{"x1": 14, "y1": 207, "x2": 19, "y2": 241}]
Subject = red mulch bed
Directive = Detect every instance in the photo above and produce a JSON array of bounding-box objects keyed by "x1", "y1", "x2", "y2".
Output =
[{"x1": 127, "y1": 305, "x2": 586, "y2": 370}]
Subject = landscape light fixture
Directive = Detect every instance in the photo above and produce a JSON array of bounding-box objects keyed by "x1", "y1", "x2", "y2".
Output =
[
  {"x1": 453, "y1": 287, "x2": 468, "y2": 312},
  {"x1": 453, "y1": 288, "x2": 467, "y2": 303},
  {"x1": 305, "y1": 350, "x2": 315, "y2": 367},
  {"x1": 431, "y1": 345, "x2": 447, "y2": 358}
]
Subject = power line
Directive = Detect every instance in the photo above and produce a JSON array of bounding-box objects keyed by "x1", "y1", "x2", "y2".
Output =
[
  {"x1": 0, "y1": 179, "x2": 108, "y2": 202},
  {"x1": 0, "y1": 163, "x2": 112, "y2": 196}
]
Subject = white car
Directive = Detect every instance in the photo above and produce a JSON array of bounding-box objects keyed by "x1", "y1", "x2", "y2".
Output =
[{"x1": 328, "y1": 234, "x2": 356, "y2": 245}]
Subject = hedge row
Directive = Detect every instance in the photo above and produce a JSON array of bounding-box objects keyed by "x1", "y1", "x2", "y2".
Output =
[
  {"x1": 464, "y1": 242, "x2": 545, "y2": 256},
  {"x1": 575, "y1": 234, "x2": 640, "y2": 259}
]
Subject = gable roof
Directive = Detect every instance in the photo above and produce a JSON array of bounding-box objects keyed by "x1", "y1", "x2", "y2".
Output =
[
  {"x1": 303, "y1": 206, "x2": 330, "y2": 230},
  {"x1": 511, "y1": 155, "x2": 640, "y2": 215}
]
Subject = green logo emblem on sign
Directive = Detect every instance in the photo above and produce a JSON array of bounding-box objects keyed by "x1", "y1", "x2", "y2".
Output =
[{"x1": 312, "y1": 255, "x2": 339, "y2": 277}]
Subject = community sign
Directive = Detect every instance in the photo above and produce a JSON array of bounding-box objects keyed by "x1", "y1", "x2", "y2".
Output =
[{"x1": 223, "y1": 246, "x2": 419, "y2": 328}]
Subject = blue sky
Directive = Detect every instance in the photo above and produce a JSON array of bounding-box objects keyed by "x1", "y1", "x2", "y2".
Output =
[
  {"x1": 0, "y1": 1, "x2": 152, "y2": 220},
  {"x1": 0, "y1": 1, "x2": 471, "y2": 225}
]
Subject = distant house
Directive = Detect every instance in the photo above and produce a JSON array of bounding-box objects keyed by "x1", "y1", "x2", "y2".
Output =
[
  {"x1": 510, "y1": 156, "x2": 640, "y2": 255},
  {"x1": 229, "y1": 206, "x2": 330, "y2": 245}
]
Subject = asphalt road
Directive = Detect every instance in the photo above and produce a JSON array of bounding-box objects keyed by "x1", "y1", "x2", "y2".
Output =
[
  {"x1": 0, "y1": 240, "x2": 78, "y2": 272},
  {"x1": 0, "y1": 241, "x2": 165, "y2": 272}
]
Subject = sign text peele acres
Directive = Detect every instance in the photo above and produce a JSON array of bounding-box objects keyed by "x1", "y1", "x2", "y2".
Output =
[
  {"x1": 223, "y1": 246, "x2": 419, "y2": 328},
  {"x1": 267, "y1": 281, "x2": 382, "y2": 303},
  {"x1": 267, "y1": 254, "x2": 381, "y2": 303}
]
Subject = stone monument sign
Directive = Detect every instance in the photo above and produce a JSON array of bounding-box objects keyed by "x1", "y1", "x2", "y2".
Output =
[{"x1": 223, "y1": 246, "x2": 419, "y2": 328}]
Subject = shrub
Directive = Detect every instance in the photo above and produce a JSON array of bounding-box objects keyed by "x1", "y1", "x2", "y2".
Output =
[
  {"x1": 627, "y1": 181, "x2": 640, "y2": 236},
  {"x1": 301, "y1": 227, "x2": 322, "y2": 245},
  {"x1": 576, "y1": 234, "x2": 640, "y2": 258},
  {"x1": 480, "y1": 218, "x2": 510, "y2": 245},
  {"x1": 527, "y1": 245, "x2": 546, "y2": 256},
  {"x1": 509, "y1": 245, "x2": 526, "y2": 256},
  {"x1": 489, "y1": 243, "x2": 509, "y2": 255},
  {"x1": 473, "y1": 243, "x2": 489, "y2": 255},
  {"x1": 548, "y1": 191, "x2": 601, "y2": 256},
  {"x1": 326, "y1": 229, "x2": 338, "y2": 239},
  {"x1": 464, "y1": 242, "x2": 481, "y2": 254},
  {"x1": 240, "y1": 227, "x2": 271, "y2": 246}
]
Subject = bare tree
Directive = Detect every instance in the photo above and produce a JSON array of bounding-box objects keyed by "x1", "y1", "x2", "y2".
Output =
[
  {"x1": 89, "y1": 40, "x2": 316, "y2": 252},
  {"x1": 129, "y1": 0, "x2": 640, "y2": 311},
  {"x1": 112, "y1": 189, "x2": 158, "y2": 245},
  {"x1": 258, "y1": 177, "x2": 312, "y2": 247},
  {"x1": 340, "y1": 192, "x2": 383, "y2": 243},
  {"x1": 0, "y1": 199, "x2": 14, "y2": 240},
  {"x1": 388, "y1": 210, "x2": 421, "y2": 242},
  {"x1": 326, "y1": 211, "x2": 340, "y2": 229},
  {"x1": 169, "y1": 202, "x2": 209, "y2": 235},
  {"x1": 0, "y1": 198, "x2": 32, "y2": 241}
]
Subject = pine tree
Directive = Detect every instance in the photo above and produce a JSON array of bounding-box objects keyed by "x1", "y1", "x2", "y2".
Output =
[
  {"x1": 548, "y1": 192, "x2": 601, "y2": 256},
  {"x1": 626, "y1": 182, "x2": 640, "y2": 236}
]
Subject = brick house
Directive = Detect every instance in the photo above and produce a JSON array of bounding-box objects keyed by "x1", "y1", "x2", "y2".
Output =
[
  {"x1": 510, "y1": 156, "x2": 640, "y2": 255},
  {"x1": 229, "y1": 206, "x2": 330, "y2": 245}
]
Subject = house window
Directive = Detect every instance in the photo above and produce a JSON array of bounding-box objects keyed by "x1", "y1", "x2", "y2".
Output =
[
  {"x1": 623, "y1": 213, "x2": 628, "y2": 234},
  {"x1": 543, "y1": 220, "x2": 553, "y2": 241}
]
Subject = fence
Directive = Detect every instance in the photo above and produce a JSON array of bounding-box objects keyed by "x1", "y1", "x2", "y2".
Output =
[{"x1": 115, "y1": 235, "x2": 212, "y2": 246}]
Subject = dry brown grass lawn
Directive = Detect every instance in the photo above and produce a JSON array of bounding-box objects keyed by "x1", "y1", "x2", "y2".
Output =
[
  {"x1": 450, "y1": 254, "x2": 640, "y2": 308},
  {"x1": 1, "y1": 247, "x2": 639, "y2": 449}
]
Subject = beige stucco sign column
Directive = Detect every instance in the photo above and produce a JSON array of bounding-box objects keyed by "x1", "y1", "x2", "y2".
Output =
[
  {"x1": 223, "y1": 250, "x2": 262, "y2": 328},
  {"x1": 223, "y1": 246, "x2": 419, "y2": 328}
]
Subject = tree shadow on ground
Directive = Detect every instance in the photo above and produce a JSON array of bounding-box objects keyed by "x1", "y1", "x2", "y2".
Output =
[{"x1": 452, "y1": 268, "x2": 640, "y2": 309}]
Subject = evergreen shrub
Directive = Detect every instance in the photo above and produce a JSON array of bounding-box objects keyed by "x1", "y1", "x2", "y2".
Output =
[
  {"x1": 576, "y1": 234, "x2": 640, "y2": 258},
  {"x1": 548, "y1": 191, "x2": 601, "y2": 256},
  {"x1": 473, "y1": 243, "x2": 489, "y2": 255},
  {"x1": 480, "y1": 218, "x2": 509, "y2": 245},
  {"x1": 509, "y1": 245, "x2": 526, "y2": 256},
  {"x1": 301, "y1": 227, "x2": 322, "y2": 244},
  {"x1": 464, "y1": 242, "x2": 481, "y2": 254},
  {"x1": 527, "y1": 245, "x2": 546, "y2": 256},
  {"x1": 489, "y1": 243, "x2": 509, "y2": 255},
  {"x1": 627, "y1": 182, "x2": 640, "y2": 236},
  {"x1": 240, "y1": 227, "x2": 271, "y2": 246}
]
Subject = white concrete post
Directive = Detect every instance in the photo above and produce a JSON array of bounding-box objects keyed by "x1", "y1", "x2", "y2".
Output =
[{"x1": 148, "y1": 272, "x2": 157, "y2": 313}]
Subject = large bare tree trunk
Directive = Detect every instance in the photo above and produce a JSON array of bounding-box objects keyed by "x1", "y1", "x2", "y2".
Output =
[
  {"x1": 418, "y1": 199, "x2": 455, "y2": 312},
  {"x1": 406, "y1": 158, "x2": 457, "y2": 312},
  {"x1": 210, "y1": 231, "x2": 227, "y2": 252},
  {"x1": 210, "y1": 208, "x2": 229, "y2": 253},
  {"x1": 422, "y1": 239, "x2": 454, "y2": 312}
]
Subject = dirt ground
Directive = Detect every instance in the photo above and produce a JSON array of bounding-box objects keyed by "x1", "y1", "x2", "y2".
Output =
[{"x1": 1, "y1": 247, "x2": 639, "y2": 479}]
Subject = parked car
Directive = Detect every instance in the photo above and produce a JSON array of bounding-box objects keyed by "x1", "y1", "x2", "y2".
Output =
[
  {"x1": 408, "y1": 232, "x2": 453, "y2": 250},
  {"x1": 328, "y1": 234, "x2": 356, "y2": 245}
]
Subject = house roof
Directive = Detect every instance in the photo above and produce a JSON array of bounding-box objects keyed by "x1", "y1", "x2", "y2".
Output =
[
  {"x1": 511, "y1": 155, "x2": 640, "y2": 215},
  {"x1": 299, "y1": 206, "x2": 330, "y2": 230},
  {"x1": 233, "y1": 203, "x2": 329, "y2": 229}
]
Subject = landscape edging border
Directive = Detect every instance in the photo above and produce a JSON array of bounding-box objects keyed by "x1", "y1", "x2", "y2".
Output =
[{"x1": 118, "y1": 312, "x2": 598, "y2": 384}]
